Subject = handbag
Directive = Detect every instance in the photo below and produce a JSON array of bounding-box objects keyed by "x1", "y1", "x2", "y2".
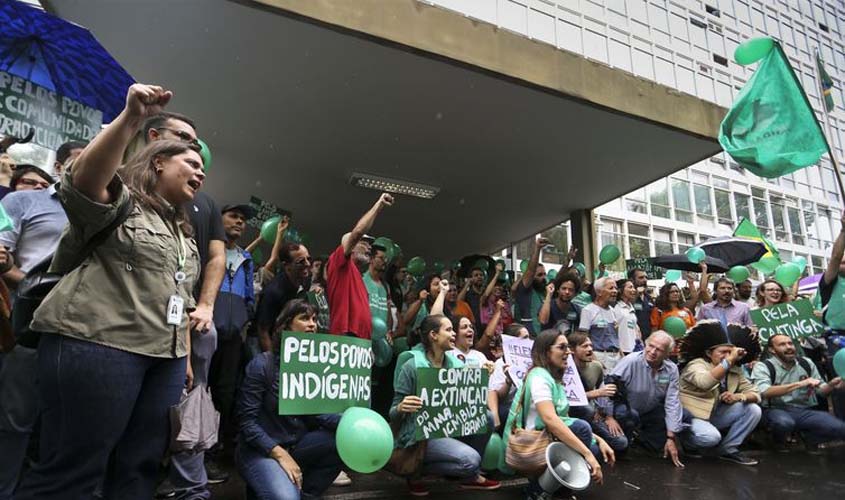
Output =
[
  {"x1": 169, "y1": 383, "x2": 220, "y2": 453},
  {"x1": 505, "y1": 373, "x2": 553, "y2": 476},
  {"x1": 384, "y1": 409, "x2": 427, "y2": 477}
]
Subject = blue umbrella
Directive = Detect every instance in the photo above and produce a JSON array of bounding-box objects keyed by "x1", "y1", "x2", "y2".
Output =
[{"x1": 0, "y1": 0, "x2": 135, "y2": 121}]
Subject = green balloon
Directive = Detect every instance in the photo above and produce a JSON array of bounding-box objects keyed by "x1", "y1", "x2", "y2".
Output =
[
  {"x1": 373, "y1": 237, "x2": 394, "y2": 263},
  {"x1": 665, "y1": 270, "x2": 682, "y2": 282},
  {"x1": 407, "y1": 256, "x2": 426, "y2": 276},
  {"x1": 752, "y1": 255, "x2": 780, "y2": 275},
  {"x1": 299, "y1": 232, "x2": 311, "y2": 246},
  {"x1": 685, "y1": 246, "x2": 706, "y2": 264},
  {"x1": 449, "y1": 260, "x2": 461, "y2": 271},
  {"x1": 734, "y1": 37, "x2": 775, "y2": 66},
  {"x1": 285, "y1": 227, "x2": 301, "y2": 244},
  {"x1": 336, "y1": 408, "x2": 393, "y2": 473},
  {"x1": 519, "y1": 260, "x2": 529, "y2": 273},
  {"x1": 834, "y1": 349, "x2": 845, "y2": 378},
  {"x1": 197, "y1": 138, "x2": 212, "y2": 171},
  {"x1": 547, "y1": 269, "x2": 558, "y2": 282},
  {"x1": 726, "y1": 266, "x2": 750, "y2": 283},
  {"x1": 475, "y1": 259, "x2": 490, "y2": 272},
  {"x1": 251, "y1": 247, "x2": 264, "y2": 265},
  {"x1": 432, "y1": 261, "x2": 445, "y2": 274},
  {"x1": 392, "y1": 243, "x2": 403, "y2": 261},
  {"x1": 260, "y1": 215, "x2": 281, "y2": 243},
  {"x1": 792, "y1": 255, "x2": 807, "y2": 273},
  {"x1": 774, "y1": 262, "x2": 802, "y2": 287},
  {"x1": 481, "y1": 433, "x2": 504, "y2": 471},
  {"x1": 573, "y1": 262, "x2": 586, "y2": 278},
  {"x1": 662, "y1": 316, "x2": 687, "y2": 338},
  {"x1": 598, "y1": 244, "x2": 621, "y2": 265}
]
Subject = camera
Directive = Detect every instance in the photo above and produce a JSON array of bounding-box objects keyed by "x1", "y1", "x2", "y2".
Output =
[{"x1": 603, "y1": 374, "x2": 628, "y2": 404}]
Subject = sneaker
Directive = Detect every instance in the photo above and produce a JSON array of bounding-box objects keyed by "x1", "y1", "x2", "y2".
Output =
[
  {"x1": 154, "y1": 479, "x2": 177, "y2": 499},
  {"x1": 332, "y1": 471, "x2": 352, "y2": 486},
  {"x1": 408, "y1": 480, "x2": 430, "y2": 497},
  {"x1": 719, "y1": 452, "x2": 759, "y2": 466},
  {"x1": 204, "y1": 459, "x2": 230, "y2": 485},
  {"x1": 460, "y1": 477, "x2": 501, "y2": 491}
]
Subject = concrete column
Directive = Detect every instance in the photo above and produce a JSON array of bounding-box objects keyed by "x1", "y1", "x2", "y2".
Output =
[{"x1": 570, "y1": 209, "x2": 597, "y2": 278}]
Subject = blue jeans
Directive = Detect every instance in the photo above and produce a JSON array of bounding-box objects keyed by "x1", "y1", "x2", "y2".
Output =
[
  {"x1": 422, "y1": 437, "x2": 481, "y2": 479},
  {"x1": 569, "y1": 405, "x2": 629, "y2": 452},
  {"x1": 170, "y1": 326, "x2": 217, "y2": 500},
  {"x1": 14, "y1": 333, "x2": 186, "y2": 500},
  {"x1": 684, "y1": 402, "x2": 762, "y2": 455},
  {"x1": 238, "y1": 430, "x2": 342, "y2": 500},
  {"x1": 0, "y1": 346, "x2": 39, "y2": 500},
  {"x1": 763, "y1": 406, "x2": 845, "y2": 446}
]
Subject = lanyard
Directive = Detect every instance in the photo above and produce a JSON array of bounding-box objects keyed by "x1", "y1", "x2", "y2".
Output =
[{"x1": 161, "y1": 215, "x2": 187, "y2": 285}]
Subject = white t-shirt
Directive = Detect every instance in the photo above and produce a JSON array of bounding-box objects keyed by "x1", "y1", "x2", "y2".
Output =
[
  {"x1": 613, "y1": 301, "x2": 640, "y2": 353},
  {"x1": 524, "y1": 375, "x2": 553, "y2": 431},
  {"x1": 450, "y1": 348, "x2": 487, "y2": 368},
  {"x1": 489, "y1": 358, "x2": 518, "y2": 399}
]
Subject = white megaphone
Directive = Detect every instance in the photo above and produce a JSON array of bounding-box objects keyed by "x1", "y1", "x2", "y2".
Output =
[{"x1": 538, "y1": 442, "x2": 591, "y2": 493}]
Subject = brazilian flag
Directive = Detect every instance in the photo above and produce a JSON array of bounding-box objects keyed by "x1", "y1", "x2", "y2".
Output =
[{"x1": 733, "y1": 218, "x2": 780, "y2": 274}]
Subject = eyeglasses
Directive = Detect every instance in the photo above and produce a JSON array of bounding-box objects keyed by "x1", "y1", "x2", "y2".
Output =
[
  {"x1": 17, "y1": 178, "x2": 51, "y2": 189},
  {"x1": 156, "y1": 127, "x2": 198, "y2": 144},
  {"x1": 554, "y1": 344, "x2": 571, "y2": 352}
]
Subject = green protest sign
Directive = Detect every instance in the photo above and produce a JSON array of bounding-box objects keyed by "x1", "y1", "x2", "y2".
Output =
[
  {"x1": 750, "y1": 299, "x2": 825, "y2": 344},
  {"x1": 277, "y1": 332, "x2": 373, "y2": 415},
  {"x1": 414, "y1": 367, "x2": 488, "y2": 440},
  {"x1": 0, "y1": 71, "x2": 102, "y2": 150},
  {"x1": 247, "y1": 195, "x2": 291, "y2": 229},
  {"x1": 625, "y1": 257, "x2": 664, "y2": 279}
]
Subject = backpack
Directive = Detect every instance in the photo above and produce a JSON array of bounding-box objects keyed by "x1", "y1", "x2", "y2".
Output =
[
  {"x1": 762, "y1": 357, "x2": 813, "y2": 386},
  {"x1": 213, "y1": 254, "x2": 253, "y2": 340},
  {"x1": 13, "y1": 198, "x2": 134, "y2": 348}
]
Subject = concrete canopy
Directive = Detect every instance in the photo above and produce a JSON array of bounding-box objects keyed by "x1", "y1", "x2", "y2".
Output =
[{"x1": 46, "y1": 0, "x2": 725, "y2": 261}]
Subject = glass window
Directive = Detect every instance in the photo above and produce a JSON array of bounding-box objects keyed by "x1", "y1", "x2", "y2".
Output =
[
  {"x1": 539, "y1": 224, "x2": 570, "y2": 265},
  {"x1": 818, "y1": 208, "x2": 833, "y2": 244},
  {"x1": 734, "y1": 193, "x2": 751, "y2": 221},
  {"x1": 752, "y1": 189, "x2": 771, "y2": 236},
  {"x1": 678, "y1": 232, "x2": 695, "y2": 254},
  {"x1": 787, "y1": 206, "x2": 804, "y2": 246},
  {"x1": 812, "y1": 255, "x2": 825, "y2": 276},
  {"x1": 672, "y1": 179, "x2": 693, "y2": 223},
  {"x1": 693, "y1": 183, "x2": 714, "y2": 226},
  {"x1": 654, "y1": 228, "x2": 674, "y2": 256},
  {"x1": 628, "y1": 223, "x2": 651, "y2": 259},
  {"x1": 649, "y1": 3, "x2": 669, "y2": 33},
  {"x1": 625, "y1": 188, "x2": 647, "y2": 214},
  {"x1": 715, "y1": 189, "x2": 732, "y2": 229},
  {"x1": 804, "y1": 202, "x2": 820, "y2": 249},
  {"x1": 600, "y1": 219, "x2": 626, "y2": 272},
  {"x1": 649, "y1": 179, "x2": 671, "y2": 219},
  {"x1": 770, "y1": 195, "x2": 788, "y2": 242}
]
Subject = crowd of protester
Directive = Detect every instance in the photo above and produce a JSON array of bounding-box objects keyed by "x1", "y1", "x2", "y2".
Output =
[{"x1": 0, "y1": 84, "x2": 844, "y2": 500}]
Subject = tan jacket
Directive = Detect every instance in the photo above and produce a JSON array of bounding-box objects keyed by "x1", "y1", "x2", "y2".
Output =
[
  {"x1": 679, "y1": 358, "x2": 759, "y2": 420},
  {"x1": 31, "y1": 171, "x2": 199, "y2": 358}
]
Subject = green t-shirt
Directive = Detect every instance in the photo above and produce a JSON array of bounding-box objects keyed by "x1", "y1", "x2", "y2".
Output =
[{"x1": 364, "y1": 271, "x2": 392, "y2": 367}]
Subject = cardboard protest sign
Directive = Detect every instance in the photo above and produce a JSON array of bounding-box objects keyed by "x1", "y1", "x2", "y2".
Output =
[
  {"x1": 0, "y1": 71, "x2": 101, "y2": 150},
  {"x1": 501, "y1": 335, "x2": 587, "y2": 406},
  {"x1": 415, "y1": 367, "x2": 488, "y2": 440},
  {"x1": 750, "y1": 299, "x2": 825, "y2": 344},
  {"x1": 502, "y1": 335, "x2": 533, "y2": 388},
  {"x1": 277, "y1": 332, "x2": 372, "y2": 415},
  {"x1": 625, "y1": 257, "x2": 664, "y2": 279},
  {"x1": 247, "y1": 196, "x2": 291, "y2": 228}
]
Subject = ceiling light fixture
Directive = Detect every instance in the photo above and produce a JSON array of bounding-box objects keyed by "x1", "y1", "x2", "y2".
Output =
[{"x1": 349, "y1": 172, "x2": 440, "y2": 200}]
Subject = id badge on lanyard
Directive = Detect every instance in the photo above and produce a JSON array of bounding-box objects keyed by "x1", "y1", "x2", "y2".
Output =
[{"x1": 167, "y1": 223, "x2": 188, "y2": 327}]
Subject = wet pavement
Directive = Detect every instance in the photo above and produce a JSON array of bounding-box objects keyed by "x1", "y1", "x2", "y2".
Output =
[{"x1": 209, "y1": 443, "x2": 845, "y2": 499}]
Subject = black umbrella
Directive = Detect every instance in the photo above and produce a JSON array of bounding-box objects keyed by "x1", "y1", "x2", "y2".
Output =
[
  {"x1": 697, "y1": 236, "x2": 768, "y2": 267},
  {"x1": 652, "y1": 254, "x2": 730, "y2": 273},
  {"x1": 456, "y1": 254, "x2": 497, "y2": 280}
]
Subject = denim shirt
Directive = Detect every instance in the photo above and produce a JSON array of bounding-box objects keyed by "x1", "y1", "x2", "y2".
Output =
[{"x1": 237, "y1": 352, "x2": 339, "y2": 455}]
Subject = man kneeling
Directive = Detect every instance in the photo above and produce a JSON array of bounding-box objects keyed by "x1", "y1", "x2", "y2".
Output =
[{"x1": 679, "y1": 322, "x2": 762, "y2": 465}]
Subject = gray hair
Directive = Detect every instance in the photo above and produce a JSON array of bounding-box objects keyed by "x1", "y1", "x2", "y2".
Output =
[
  {"x1": 648, "y1": 330, "x2": 676, "y2": 353},
  {"x1": 594, "y1": 277, "x2": 612, "y2": 293}
]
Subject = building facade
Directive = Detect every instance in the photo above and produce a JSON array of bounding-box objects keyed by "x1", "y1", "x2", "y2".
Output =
[{"x1": 426, "y1": 0, "x2": 845, "y2": 278}]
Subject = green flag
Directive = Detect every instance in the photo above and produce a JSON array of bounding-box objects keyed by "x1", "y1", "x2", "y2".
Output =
[
  {"x1": 719, "y1": 41, "x2": 828, "y2": 178},
  {"x1": 733, "y1": 218, "x2": 780, "y2": 260}
]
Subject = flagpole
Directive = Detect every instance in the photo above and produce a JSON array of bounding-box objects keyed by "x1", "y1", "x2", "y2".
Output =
[{"x1": 815, "y1": 47, "x2": 845, "y2": 203}]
